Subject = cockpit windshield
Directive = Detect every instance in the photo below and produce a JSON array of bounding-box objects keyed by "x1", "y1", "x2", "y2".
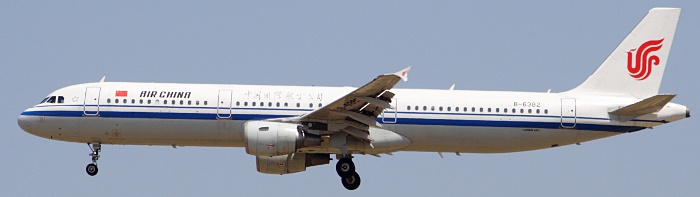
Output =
[
  {"x1": 39, "y1": 97, "x2": 50, "y2": 104},
  {"x1": 40, "y1": 96, "x2": 65, "y2": 104}
]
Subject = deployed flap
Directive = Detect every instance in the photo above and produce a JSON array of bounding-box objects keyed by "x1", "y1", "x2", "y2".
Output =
[
  {"x1": 297, "y1": 66, "x2": 411, "y2": 134},
  {"x1": 610, "y1": 94, "x2": 676, "y2": 116}
]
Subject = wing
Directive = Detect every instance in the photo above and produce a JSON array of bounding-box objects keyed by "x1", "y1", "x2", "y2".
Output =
[{"x1": 277, "y1": 66, "x2": 411, "y2": 141}]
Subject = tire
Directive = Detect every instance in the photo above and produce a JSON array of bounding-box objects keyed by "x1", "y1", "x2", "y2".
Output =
[
  {"x1": 86, "y1": 163, "x2": 98, "y2": 176},
  {"x1": 335, "y1": 158, "x2": 355, "y2": 177},
  {"x1": 341, "y1": 172, "x2": 361, "y2": 190}
]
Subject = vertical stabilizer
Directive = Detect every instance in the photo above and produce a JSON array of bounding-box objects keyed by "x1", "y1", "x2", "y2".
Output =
[{"x1": 566, "y1": 8, "x2": 680, "y2": 98}]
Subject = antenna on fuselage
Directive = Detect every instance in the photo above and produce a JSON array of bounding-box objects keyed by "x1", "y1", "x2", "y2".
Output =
[
  {"x1": 449, "y1": 84, "x2": 455, "y2": 90},
  {"x1": 99, "y1": 76, "x2": 106, "y2": 83}
]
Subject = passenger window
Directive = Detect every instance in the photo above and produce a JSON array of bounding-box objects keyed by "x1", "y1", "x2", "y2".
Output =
[
  {"x1": 439, "y1": 106, "x2": 443, "y2": 111},
  {"x1": 147, "y1": 100, "x2": 151, "y2": 104},
  {"x1": 115, "y1": 99, "x2": 120, "y2": 104},
  {"x1": 236, "y1": 101, "x2": 240, "y2": 106},
  {"x1": 520, "y1": 109, "x2": 524, "y2": 113},
  {"x1": 503, "y1": 108, "x2": 507, "y2": 113},
  {"x1": 512, "y1": 108, "x2": 516, "y2": 113},
  {"x1": 172, "y1": 100, "x2": 175, "y2": 105},
  {"x1": 479, "y1": 108, "x2": 483, "y2": 112},
  {"x1": 455, "y1": 107, "x2": 459, "y2": 112},
  {"x1": 544, "y1": 109, "x2": 549, "y2": 114},
  {"x1": 252, "y1": 102, "x2": 256, "y2": 106},
  {"x1": 296, "y1": 103, "x2": 300, "y2": 107},
  {"x1": 180, "y1": 100, "x2": 184, "y2": 105},
  {"x1": 423, "y1": 106, "x2": 427, "y2": 111},
  {"x1": 471, "y1": 107, "x2": 475, "y2": 112},
  {"x1": 155, "y1": 100, "x2": 160, "y2": 104},
  {"x1": 268, "y1": 102, "x2": 272, "y2": 107},
  {"x1": 528, "y1": 109, "x2": 532, "y2": 114},
  {"x1": 196, "y1": 101, "x2": 200, "y2": 105},
  {"x1": 123, "y1": 99, "x2": 127, "y2": 104},
  {"x1": 188, "y1": 100, "x2": 192, "y2": 105},
  {"x1": 57, "y1": 96, "x2": 65, "y2": 103},
  {"x1": 259, "y1": 102, "x2": 263, "y2": 107},
  {"x1": 284, "y1": 102, "x2": 288, "y2": 107},
  {"x1": 163, "y1": 100, "x2": 167, "y2": 104},
  {"x1": 309, "y1": 103, "x2": 313, "y2": 108},
  {"x1": 318, "y1": 103, "x2": 322, "y2": 108},
  {"x1": 244, "y1": 102, "x2": 247, "y2": 106},
  {"x1": 204, "y1": 101, "x2": 208, "y2": 105},
  {"x1": 276, "y1": 102, "x2": 280, "y2": 107},
  {"x1": 495, "y1": 108, "x2": 499, "y2": 113},
  {"x1": 463, "y1": 107, "x2": 467, "y2": 112},
  {"x1": 536, "y1": 109, "x2": 540, "y2": 114},
  {"x1": 407, "y1": 106, "x2": 411, "y2": 111},
  {"x1": 431, "y1": 106, "x2": 435, "y2": 111},
  {"x1": 140, "y1": 99, "x2": 144, "y2": 104},
  {"x1": 447, "y1": 107, "x2": 451, "y2": 111}
]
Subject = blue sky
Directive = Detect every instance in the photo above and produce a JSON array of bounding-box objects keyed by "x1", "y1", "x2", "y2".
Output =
[{"x1": 2, "y1": 1, "x2": 698, "y2": 196}]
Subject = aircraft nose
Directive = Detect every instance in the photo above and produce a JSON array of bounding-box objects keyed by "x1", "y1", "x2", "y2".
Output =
[
  {"x1": 687, "y1": 107, "x2": 691, "y2": 118},
  {"x1": 17, "y1": 113, "x2": 32, "y2": 133}
]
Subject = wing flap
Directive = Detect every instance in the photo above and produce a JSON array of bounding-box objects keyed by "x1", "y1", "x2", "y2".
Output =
[
  {"x1": 295, "y1": 67, "x2": 410, "y2": 140},
  {"x1": 356, "y1": 96, "x2": 393, "y2": 109}
]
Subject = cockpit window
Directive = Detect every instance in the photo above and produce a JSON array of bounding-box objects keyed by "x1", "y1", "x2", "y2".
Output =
[
  {"x1": 46, "y1": 96, "x2": 57, "y2": 103},
  {"x1": 41, "y1": 96, "x2": 65, "y2": 104},
  {"x1": 40, "y1": 97, "x2": 50, "y2": 104}
]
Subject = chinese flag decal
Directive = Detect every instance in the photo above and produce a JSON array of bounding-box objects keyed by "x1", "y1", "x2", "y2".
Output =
[{"x1": 115, "y1": 90, "x2": 128, "y2": 97}]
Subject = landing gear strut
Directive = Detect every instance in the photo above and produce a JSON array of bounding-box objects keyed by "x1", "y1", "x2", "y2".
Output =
[
  {"x1": 336, "y1": 156, "x2": 360, "y2": 190},
  {"x1": 86, "y1": 143, "x2": 101, "y2": 176}
]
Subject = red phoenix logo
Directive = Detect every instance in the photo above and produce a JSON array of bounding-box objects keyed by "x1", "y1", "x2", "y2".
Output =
[{"x1": 627, "y1": 39, "x2": 664, "y2": 80}]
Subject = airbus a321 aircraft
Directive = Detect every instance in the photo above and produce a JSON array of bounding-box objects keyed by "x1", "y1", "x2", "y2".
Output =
[{"x1": 18, "y1": 8, "x2": 689, "y2": 190}]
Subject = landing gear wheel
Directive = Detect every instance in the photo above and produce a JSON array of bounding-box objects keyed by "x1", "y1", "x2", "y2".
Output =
[
  {"x1": 336, "y1": 158, "x2": 355, "y2": 177},
  {"x1": 341, "y1": 172, "x2": 361, "y2": 190},
  {"x1": 86, "y1": 163, "x2": 98, "y2": 176},
  {"x1": 86, "y1": 142, "x2": 101, "y2": 176}
]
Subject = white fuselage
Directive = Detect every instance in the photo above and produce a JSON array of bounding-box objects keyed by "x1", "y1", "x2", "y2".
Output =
[{"x1": 17, "y1": 82, "x2": 689, "y2": 154}]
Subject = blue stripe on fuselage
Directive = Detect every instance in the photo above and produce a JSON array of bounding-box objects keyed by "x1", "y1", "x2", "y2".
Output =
[{"x1": 20, "y1": 110, "x2": 645, "y2": 133}]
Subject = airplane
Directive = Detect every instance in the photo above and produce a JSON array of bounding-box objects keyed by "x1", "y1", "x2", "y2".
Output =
[{"x1": 17, "y1": 8, "x2": 689, "y2": 190}]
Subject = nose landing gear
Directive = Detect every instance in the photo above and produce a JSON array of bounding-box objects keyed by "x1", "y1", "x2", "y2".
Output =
[
  {"x1": 86, "y1": 143, "x2": 101, "y2": 176},
  {"x1": 336, "y1": 156, "x2": 360, "y2": 190}
]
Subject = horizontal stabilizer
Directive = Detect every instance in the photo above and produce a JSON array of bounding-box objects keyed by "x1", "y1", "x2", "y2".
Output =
[{"x1": 610, "y1": 94, "x2": 676, "y2": 116}]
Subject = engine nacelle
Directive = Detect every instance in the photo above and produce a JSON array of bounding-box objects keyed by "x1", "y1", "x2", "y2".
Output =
[
  {"x1": 244, "y1": 121, "x2": 321, "y2": 156},
  {"x1": 256, "y1": 153, "x2": 330, "y2": 175}
]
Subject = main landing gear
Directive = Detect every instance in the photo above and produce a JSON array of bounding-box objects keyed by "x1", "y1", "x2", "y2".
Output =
[
  {"x1": 336, "y1": 156, "x2": 361, "y2": 190},
  {"x1": 86, "y1": 143, "x2": 101, "y2": 176}
]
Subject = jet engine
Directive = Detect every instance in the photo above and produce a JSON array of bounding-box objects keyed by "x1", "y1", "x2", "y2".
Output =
[
  {"x1": 243, "y1": 121, "x2": 321, "y2": 156},
  {"x1": 256, "y1": 153, "x2": 330, "y2": 174}
]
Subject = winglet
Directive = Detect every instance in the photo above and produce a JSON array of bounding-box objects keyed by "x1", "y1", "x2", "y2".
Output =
[{"x1": 391, "y1": 66, "x2": 412, "y2": 82}]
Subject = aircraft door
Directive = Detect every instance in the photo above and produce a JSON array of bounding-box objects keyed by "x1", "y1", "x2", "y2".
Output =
[
  {"x1": 217, "y1": 90, "x2": 233, "y2": 119},
  {"x1": 381, "y1": 98, "x2": 398, "y2": 123},
  {"x1": 83, "y1": 87, "x2": 101, "y2": 116},
  {"x1": 561, "y1": 98, "x2": 576, "y2": 128}
]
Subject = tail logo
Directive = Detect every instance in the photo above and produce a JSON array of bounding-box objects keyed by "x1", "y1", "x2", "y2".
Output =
[{"x1": 627, "y1": 38, "x2": 664, "y2": 80}]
